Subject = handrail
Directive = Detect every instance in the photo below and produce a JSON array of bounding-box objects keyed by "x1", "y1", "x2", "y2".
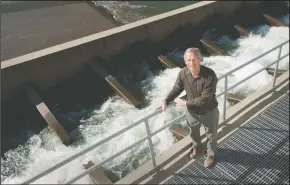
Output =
[
  {"x1": 217, "y1": 39, "x2": 288, "y2": 81},
  {"x1": 20, "y1": 39, "x2": 289, "y2": 184},
  {"x1": 216, "y1": 53, "x2": 289, "y2": 98},
  {"x1": 65, "y1": 114, "x2": 187, "y2": 184}
]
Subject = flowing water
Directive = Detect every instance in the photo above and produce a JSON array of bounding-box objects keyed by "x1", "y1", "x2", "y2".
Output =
[
  {"x1": 1, "y1": 1, "x2": 289, "y2": 184},
  {"x1": 92, "y1": 1, "x2": 195, "y2": 24}
]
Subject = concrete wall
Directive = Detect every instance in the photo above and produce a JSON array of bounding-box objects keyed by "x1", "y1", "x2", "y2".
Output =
[
  {"x1": 1, "y1": 1, "x2": 266, "y2": 102},
  {"x1": 0, "y1": 1, "x2": 81, "y2": 13},
  {"x1": 1, "y1": 1, "x2": 117, "y2": 61}
]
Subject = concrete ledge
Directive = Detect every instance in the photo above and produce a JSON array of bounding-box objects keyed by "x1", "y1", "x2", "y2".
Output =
[
  {"x1": 267, "y1": 68, "x2": 287, "y2": 76},
  {"x1": 115, "y1": 70, "x2": 289, "y2": 184},
  {"x1": 169, "y1": 125, "x2": 189, "y2": 141},
  {"x1": 234, "y1": 25, "x2": 250, "y2": 37},
  {"x1": 22, "y1": 84, "x2": 71, "y2": 145},
  {"x1": 227, "y1": 93, "x2": 245, "y2": 105},
  {"x1": 89, "y1": 61, "x2": 141, "y2": 107},
  {"x1": 83, "y1": 161, "x2": 113, "y2": 184},
  {"x1": 263, "y1": 13, "x2": 289, "y2": 27},
  {"x1": 1, "y1": 1, "x2": 215, "y2": 68},
  {"x1": 1, "y1": 1, "x2": 117, "y2": 61},
  {"x1": 0, "y1": 1, "x2": 81, "y2": 14},
  {"x1": 200, "y1": 39, "x2": 229, "y2": 56},
  {"x1": 158, "y1": 55, "x2": 178, "y2": 68}
]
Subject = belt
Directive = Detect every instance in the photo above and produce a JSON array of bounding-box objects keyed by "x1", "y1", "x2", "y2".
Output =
[{"x1": 193, "y1": 107, "x2": 215, "y2": 115}]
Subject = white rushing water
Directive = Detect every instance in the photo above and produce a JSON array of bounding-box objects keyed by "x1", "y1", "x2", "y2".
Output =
[{"x1": 1, "y1": 26, "x2": 289, "y2": 184}]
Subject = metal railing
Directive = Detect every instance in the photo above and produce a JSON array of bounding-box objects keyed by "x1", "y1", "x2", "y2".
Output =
[{"x1": 22, "y1": 39, "x2": 289, "y2": 184}]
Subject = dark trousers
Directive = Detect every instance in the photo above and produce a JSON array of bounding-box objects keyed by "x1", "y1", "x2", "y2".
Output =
[{"x1": 186, "y1": 107, "x2": 219, "y2": 157}]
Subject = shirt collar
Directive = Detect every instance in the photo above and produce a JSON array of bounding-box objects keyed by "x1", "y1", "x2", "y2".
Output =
[{"x1": 185, "y1": 66, "x2": 202, "y2": 79}]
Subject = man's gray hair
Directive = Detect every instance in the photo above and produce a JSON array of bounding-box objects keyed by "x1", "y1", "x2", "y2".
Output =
[{"x1": 184, "y1": 47, "x2": 203, "y2": 61}]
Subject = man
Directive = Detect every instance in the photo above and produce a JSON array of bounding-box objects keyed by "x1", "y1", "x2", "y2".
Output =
[{"x1": 161, "y1": 48, "x2": 219, "y2": 168}]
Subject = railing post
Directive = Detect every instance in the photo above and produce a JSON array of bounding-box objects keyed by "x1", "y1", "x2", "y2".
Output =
[
  {"x1": 223, "y1": 76, "x2": 228, "y2": 121},
  {"x1": 144, "y1": 120, "x2": 157, "y2": 168},
  {"x1": 273, "y1": 46, "x2": 282, "y2": 87}
]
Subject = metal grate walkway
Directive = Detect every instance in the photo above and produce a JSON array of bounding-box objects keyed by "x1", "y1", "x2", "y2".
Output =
[{"x1": 166, "y1": 94, "x2": 289, "y2": 184}]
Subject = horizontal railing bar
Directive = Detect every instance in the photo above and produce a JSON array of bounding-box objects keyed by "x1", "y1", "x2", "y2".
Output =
[
  {"x1": 66, "y1": 112, "x2": 187, "y2": 184},
  {"x1": 22, "y1": 105, "x2": 177, "y2": 184},
  {"x1": 217, "y1": 39, "x2": 288, "y2": 81},
  {"x1": 21, "y1": 39, "x2": 289, "y2": 184},
  {"x1": 122, "y1": 40, "x2": 289, "y2": 124},
  {"x1": 134, "y1": 103, "x2": 175, "y2": 123},
  {"x1": 22, "y1": 104, "x2": 177, "y2": 184},
  {"x1": 150, "y1": 114, "x2": 186, "y2": 137},
  {"x1": 216, "y1": 53, "x2": 289, "y2": 97},
  {"x1": 126, "y1": 40, "x2": 289, "y2": 126},
  {"x1": 22, "y1": 117, "x2": 148, "y2": 184},
  {"x1": 65, "y1": 135, "x2": 149, "y2": 184}
]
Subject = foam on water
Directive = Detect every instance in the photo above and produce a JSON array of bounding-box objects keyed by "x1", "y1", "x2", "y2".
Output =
[
  {"x1": 1, "y1": 25, "x2": 289, "y2": 184},
  {"x1": 92, "y1": 1, "x2": 194, "y2": 24},
  {"x1": 280, "y1": 14, "x2": 289, "y2": 25},
  {"x1": 231, "y1": 27, "x2": 289, "y2": 70},
  {"x1": 92, "y1": 1, "x2": 148, "y2": 24},
  {"x1": 248, "y1": 25, "x2": 271, "y2": 37}
]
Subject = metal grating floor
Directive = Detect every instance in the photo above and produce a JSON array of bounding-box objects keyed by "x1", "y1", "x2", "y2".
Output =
[{"x1": 166, "y1": 94, "x2": 289, "y2": 184}]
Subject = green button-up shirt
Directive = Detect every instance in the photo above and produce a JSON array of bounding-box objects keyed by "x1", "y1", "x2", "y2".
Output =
[{"x1": 164, "y1": 65, "x2": 218, "y2": 114}]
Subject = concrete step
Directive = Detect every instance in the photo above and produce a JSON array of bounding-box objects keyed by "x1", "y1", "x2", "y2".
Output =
[
  {"x1": 266, "y1": 68, "x2": 287, "y2": 77},
  {"x1": 234, "y1": 25, "x2": 250, "y2": 37},
  {"x1": 21, "y1": 84, "x2": 71, "y2": 145},
  {"x1": 89, "y1": 61, "x2": 141, "y2": 108},
  {"x1": 263, "y1": 13, "x2": 289, "y2": 27},
  {"x1": 158, "y1": 55, "x2": 178, "y2": 68},
  {"x1": 200, "y1": 39, "x2": 229, "y2": 56},
  {"x1": 83, "y1": 161, "x2": 113, "y2": 184},
  {"x1": 227, "y1": 93, "x2": 245, "y2": 105},
  {"x1": 169, "y1": 125, "x2": 189, "y2": 141}
]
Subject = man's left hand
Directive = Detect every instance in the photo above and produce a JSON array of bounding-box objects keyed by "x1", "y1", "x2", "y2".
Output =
[{"x1": 174, "y1": 98, "x2": 186, "y2": 107}]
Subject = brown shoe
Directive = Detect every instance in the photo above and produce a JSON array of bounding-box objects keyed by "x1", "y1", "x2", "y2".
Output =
[
  {"x1": 204, "y1": 155, "x2": 214, "y2": 168},
  {"x1": 189, "y1": 148, "x2": 199, "y2": 159}
]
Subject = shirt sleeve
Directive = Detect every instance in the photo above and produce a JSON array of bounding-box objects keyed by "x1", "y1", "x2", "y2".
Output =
[
  {"x1": 164, "y1": 70, "x2": 184, "y2": 104},
  {"x1": 186, "y1": 73, "x2": 217, "y2": 108}
]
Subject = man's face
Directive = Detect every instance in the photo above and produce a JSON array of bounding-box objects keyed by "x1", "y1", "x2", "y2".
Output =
[{"x1": 184, "y1": 52, "x2": 201, "y2": 72}]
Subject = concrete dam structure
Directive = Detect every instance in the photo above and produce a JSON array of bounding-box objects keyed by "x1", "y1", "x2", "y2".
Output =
[
  {"x1": 0, "y1": 1, "x2": 118, "y2": 61},
  {"x1": 1, "y1": 1, "x2": 289, "y2": 184}
]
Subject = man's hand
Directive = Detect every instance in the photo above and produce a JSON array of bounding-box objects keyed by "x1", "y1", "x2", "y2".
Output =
[
  {"x1": 174, "y1": 98, "x2": 186, "y2": 107},
  {"x1": 162, "y1": 101, "x2": 167, "y2": 112}
]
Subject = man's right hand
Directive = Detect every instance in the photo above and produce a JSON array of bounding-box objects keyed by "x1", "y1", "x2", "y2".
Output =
[{"x1": 162, "y1": 101, "x2": 167, "y2": 112}]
